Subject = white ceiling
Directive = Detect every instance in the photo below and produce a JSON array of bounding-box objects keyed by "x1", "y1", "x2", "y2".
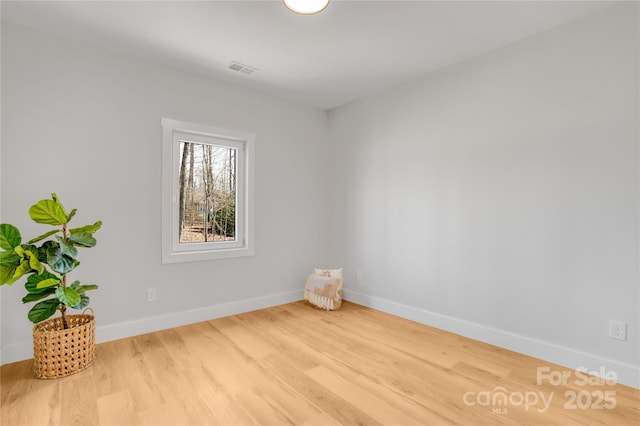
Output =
[{"x1": 1, "y1": 0, "x2": 613, "y2": 110}]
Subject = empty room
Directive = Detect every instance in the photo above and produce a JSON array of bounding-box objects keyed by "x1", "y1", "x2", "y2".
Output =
[{"x1": 1, "y1": 1, "x2": 638, "y2": 425}]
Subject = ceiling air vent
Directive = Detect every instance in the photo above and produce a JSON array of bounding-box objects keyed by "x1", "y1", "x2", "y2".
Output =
[{"x1": 228, "y1": 61, "x2": 258, "y2": 76}]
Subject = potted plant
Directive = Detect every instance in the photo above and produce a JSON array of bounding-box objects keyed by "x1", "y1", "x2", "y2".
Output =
[{"x1": 0, "y1": 193, "x2": 102, "y2": 379}]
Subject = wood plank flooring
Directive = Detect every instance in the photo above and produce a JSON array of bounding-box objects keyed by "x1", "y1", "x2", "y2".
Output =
[{"x1": 1, "y1": 301, "x2": 638, "y2": 425}]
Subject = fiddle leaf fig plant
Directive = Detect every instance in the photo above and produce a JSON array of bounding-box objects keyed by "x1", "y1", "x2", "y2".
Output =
[{"x1": 0, "y1": 193, "x2": 101, "y2": 328}]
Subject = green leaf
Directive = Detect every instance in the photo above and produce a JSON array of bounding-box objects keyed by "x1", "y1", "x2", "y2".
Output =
[
  {"x1": 51, "y1": 193, "x2": 70, "y2": 217},
  {"x1": 56, "y1": 237, "x2": 78, "y2": 258},
  {"x1": 13, "y1": 245, "x2": 25, "y2": 258},
  {"x1": 0, "y1": 224, "x2": 21, "y2": 251},
  {"x1": 75, "y1": 284, "x2": 98, "y2": 293},
  {"x1": 11, "y1": 260, "x2": 32, "y2": 283},
  {"x1": 69, "y1": 280, "x2": 98, "y2": 293},
  {"x1": 45, "y1": 241, "x2": 61, "y2": 263},
  {"x1": 74, "y1": 295, "x2": 90, "y2": 310},
  {"x1": 67, "y1": 208, "x2": 77, "y2": 223},
  {"x1": 25, "y1": 249, "x2": 45, "y2": 275},
  {"x1": 44, "y1": 242, "x2": 77, "y2": 274},
  {"x1": 70, "y1": 221, "x2": 102, "y2": 236},
  {"x1": 0, "y1": 266, "x2": 17, "y2": 285},
  {"x1": 0, "y1": 250, "x2": 21, "y2": 264},
  {"x1": 39, "y1": 240, "x2": 55, "y2": 260},
  {"x1": 68, "y1": 232, "x2": 96, "y2": 248},
  {"x1": 22, "y1": 287, "x2": 56, "y2": 303},
  {"x1": 0, "y1": 251, "x2": 21, "y2": 285},
  {"x1": 25, "y1": 272, "x2": 61, "y2": 294},
  {"x1": 28, "y1": 199, "x2": 68, "y2": 226},
  {"x1": 35, "y1": 278, "x2": 61, "y2": 289},
  {"x1": 56, "y1": 286, "x2": 81, "y2": 308},
  {"x1": 27, "y1": 229, "x2": 59, "y2": 245},
  {"x1": 27, "y1": 299, "x2": 60, "y2": 323},
  {"x1": 51, "y1": 255, "x2": 78, "y2": 274}
]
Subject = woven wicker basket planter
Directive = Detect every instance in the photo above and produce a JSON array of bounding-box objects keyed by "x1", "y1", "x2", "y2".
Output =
[{"x1": 32, "y1": 311, "x2": 95, "y2": 379}]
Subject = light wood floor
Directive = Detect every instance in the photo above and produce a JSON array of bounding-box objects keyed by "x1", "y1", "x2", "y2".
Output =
[{"x1": 1, "y1": 301, "x2": 638, "y2": 425}]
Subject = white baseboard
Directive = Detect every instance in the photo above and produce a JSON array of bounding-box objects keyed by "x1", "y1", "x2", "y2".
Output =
[
  {"x1": 343, "y1": 289, "x2": 640, "y2": 389},
  {"x1": 1, "y1": 289, "x2": 304, "y2": 365},
  {"x1": 4, "y1": 288, "x2": 637, "y2": 389}
]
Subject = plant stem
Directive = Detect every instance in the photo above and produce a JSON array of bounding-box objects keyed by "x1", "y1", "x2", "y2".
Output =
[
  {"x1": 61, "y1": 303, "x2": 68, "y2": 330},
  {"x1": 61, "y1": 223, "x2": 69, "y2": 330}
]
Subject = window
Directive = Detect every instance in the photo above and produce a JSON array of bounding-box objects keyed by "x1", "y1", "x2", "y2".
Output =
[{"x1": 162, "y1": 118, "x2": 254, "y2": 263}]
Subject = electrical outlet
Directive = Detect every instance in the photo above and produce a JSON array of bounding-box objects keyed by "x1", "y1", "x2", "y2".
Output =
[
  {"x1": 609, "y1": 320, "x2": 627, "y2": 341},
  {"x1": 356, "y1": 270, "x2": 362, "y2": 282},
  {"x1": 147, "y1": 288, "x2": 157, "y2": 303}
]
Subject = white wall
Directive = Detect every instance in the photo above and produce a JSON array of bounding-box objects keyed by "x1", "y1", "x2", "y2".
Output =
[
  {"x1": 1, "y1": 22, "x2": 330, "y2": 361},
  {"x1": 328, "y1": 3, "x2": 639, "y2": 387}
]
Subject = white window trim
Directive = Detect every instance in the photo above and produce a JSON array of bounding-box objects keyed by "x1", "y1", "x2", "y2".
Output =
[{"x1": 162, "y1": 118, "x2": 255, "y2": 263}]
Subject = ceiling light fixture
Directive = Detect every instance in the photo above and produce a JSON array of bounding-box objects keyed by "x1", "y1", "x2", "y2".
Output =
[{"x1": 283, "y1": 0, "x2": 330, "y2": 15}]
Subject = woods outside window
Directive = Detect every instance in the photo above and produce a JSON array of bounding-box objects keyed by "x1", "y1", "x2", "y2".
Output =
[{"x1": 162, "y1": 119, "x2": 255, "y2": 263}]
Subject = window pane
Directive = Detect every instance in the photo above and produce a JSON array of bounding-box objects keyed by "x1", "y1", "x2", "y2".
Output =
[
  {"x1": 162, "y1": 118, "x2": 254, "y2": 263},
  {"x1": 178, "y1": 141, "x2": 237, "y2": 244}
]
